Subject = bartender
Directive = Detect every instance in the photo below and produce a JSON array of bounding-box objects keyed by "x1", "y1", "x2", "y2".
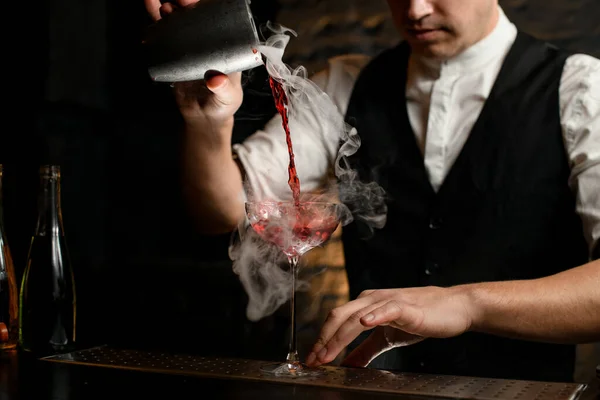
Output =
[{"x1": 144, "y1": 0, "x2": 600, "y2": 382}]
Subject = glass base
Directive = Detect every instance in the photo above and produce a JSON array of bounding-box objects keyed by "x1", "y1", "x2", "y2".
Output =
[{"x1": 259, "y1": 361, "x2": 325, "y2": 378}]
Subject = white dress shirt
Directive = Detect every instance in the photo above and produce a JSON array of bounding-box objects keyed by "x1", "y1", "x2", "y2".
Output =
[{"x1": 233, "y1": 7, "x2": 600, "y2": 256}]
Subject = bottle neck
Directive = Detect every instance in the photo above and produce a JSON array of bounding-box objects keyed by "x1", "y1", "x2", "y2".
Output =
[
  {"x1": 0, "y1": 167, "x2": 5, "y2": 235},
  {"x1": 35, "y1": 168, "x2": 63, "y2": 237},
  {"x1": 0, "y1": 167, "x2": 7, "y2": 269}
]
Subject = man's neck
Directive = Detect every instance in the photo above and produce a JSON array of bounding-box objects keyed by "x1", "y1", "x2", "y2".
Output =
[{"x1": 412, "y1": 6, "x2": 517, "y2": 74}]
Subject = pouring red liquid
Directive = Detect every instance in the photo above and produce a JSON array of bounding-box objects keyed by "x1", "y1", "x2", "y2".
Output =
[
  {"x1": 241, "y1": 67, "x2": 341, "y2": 379},
  {"x1": 269, "y1": 77, "x2": 301, "y2": 207}
]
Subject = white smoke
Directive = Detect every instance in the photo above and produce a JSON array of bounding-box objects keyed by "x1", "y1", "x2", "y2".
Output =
[
  {"x1": 229, "y1": 227, "x2": 305, "y2": 321},
  {"x1": 231, "y1": 22, "x2": 387, "y2": 322}
]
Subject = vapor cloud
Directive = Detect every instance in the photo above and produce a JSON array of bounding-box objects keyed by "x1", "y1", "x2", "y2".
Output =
[{"x1": 230, "y1": 22, "x2": 387, "y2": 322}]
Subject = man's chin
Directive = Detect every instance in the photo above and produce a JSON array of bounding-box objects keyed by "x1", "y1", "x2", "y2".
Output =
[{"x1": 408, "y1": 40, "x2": 459, "y2": 60}]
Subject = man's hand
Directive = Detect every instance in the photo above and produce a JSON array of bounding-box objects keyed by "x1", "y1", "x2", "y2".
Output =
[
  {"x1": 142, "y1": 0, "x2": 247, "y2": 233},
  {"x1": 305, "y1": 286, "x2": 475, "y2": 368},
  {"x1": 144, "y1": 0, "x2": 197, "y2": 22},
  {"x1": 143, "y1": 0, "x2": 243, "y2": 132}
]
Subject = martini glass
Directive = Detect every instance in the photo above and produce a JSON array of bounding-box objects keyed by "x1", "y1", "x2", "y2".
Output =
[{"x1": 245, "y1": 201, "x2": 341, "y2": 377}]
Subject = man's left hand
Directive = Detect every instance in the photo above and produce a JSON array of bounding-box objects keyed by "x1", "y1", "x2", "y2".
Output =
[{"x1": 305, "y1": 286, "x2": 475, "y2": 368}]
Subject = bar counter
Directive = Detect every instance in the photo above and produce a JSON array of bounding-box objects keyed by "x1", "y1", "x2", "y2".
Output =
[{"x1": 1, "y1": 346, "x2": 598, "y2": 400}]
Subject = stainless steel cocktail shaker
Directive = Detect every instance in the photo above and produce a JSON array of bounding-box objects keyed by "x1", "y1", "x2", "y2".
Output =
[{"x1": 144, "y1": 0, "x2": 263, "y2": 82}]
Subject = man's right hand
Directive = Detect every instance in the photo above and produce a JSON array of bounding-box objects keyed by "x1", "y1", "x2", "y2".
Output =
[
  {"x1": 144, "y1": 0, "x2": 243, "y2": 136},
  {"x1": 142, "y1": 0, "x2": 247, "y2": 233}
]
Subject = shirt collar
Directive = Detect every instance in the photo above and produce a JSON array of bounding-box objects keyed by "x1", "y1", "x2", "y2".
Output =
[{"x1": 412, "y1": 6, "x2": 518, "y2": 76}]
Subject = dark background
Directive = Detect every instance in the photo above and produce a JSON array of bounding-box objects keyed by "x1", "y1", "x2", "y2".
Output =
[{"x1": 0, "y1": 0, "x2": 598, "y2": 375}]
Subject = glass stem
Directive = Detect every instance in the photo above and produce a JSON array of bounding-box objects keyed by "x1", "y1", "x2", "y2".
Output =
[{"x1": 286, "y1": 255, "x2": 299, "y2": 364}]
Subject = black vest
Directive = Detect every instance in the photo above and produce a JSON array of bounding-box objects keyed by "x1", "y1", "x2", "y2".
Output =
[{"x1": 341, "y1": 32, "x2": 590, "y2": 382}]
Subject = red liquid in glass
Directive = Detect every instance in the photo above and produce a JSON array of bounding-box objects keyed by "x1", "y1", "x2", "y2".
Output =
[
  {"x1": 250, "y1": 209, "x2": 338, "y2": 257},
  {"x1": 269, "y1": 77, "x2": 301, "y2": 206}
]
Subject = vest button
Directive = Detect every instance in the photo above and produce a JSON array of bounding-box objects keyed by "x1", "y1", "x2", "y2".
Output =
[{"x1": 429, "y1": 216, "x2": 443, "y2": 230}]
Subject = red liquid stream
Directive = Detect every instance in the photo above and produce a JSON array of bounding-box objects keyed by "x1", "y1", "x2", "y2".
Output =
[{"x1": 269, "y1": 77, "x2": 301, "y2": 206}]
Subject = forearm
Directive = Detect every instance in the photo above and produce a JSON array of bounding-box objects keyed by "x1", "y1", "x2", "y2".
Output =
[
  {"x1": 466, "y1": 259, "x2": 600, "y2": 344},
  {"x1": 181, "y1": 118, "x2": 245, "y2": 234}
]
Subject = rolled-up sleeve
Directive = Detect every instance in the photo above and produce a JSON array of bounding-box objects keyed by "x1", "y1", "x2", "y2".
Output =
[
  {"x1": 232, "y1": 54, "x2": 371, "y2": 203},
  {"x1": 560, "y1": 53, "x2": 600, "y2": 259}
]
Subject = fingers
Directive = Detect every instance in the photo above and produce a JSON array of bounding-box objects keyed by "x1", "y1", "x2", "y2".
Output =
[
  {"x1": 305, "y1": 292, "x2": 424, "y2": 368},
  {"x1": 306, "y1": 298, "x2": 387, "y2": 367},
  {"x1": 340, "y1": 329, "x2": 389, "y2": 368},
  {"x1": 204, "y1": 71, "x2": 229, "y2": 92},
  {"x1": 143, "y1": 0, "x2": 176, "y2": 21},
  {"x1": 310, "y1": 292, "x2": 383, "y2": 351},
  {"x1": 172, "y1": 71, "x2": 243, "y2": 122},
  {"x1": 145, "y1": 0, "x2": 198, "y2": 21},
  {"x1": 360, "y1": 300, "x2": 423, "y2": 333},
  {"x1": 205, "y1": 72, "x2": 243, "y2": 118},
  {"x1": 159, "y1": 2, "x2": 177, "y2": 17},
  {"x1": 144, "y1": 0, "x2": 163, "y2": 21},
  {"x1": 342, "y1": 306, "x2": 427, "y2": 368},
  {"x1": 305, "y1": 291, "x2": 388, "y2": 365},
  {"x1": 205, "y1": 71, "x2": 242, "y2": 103}
]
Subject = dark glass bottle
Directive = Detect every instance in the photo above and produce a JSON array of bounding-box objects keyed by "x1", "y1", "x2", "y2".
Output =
[
  {"x1": 19, "y1": 165, "x2": 76, "y2": 356},
  {"x1": 0, "y1": 164, "x2": 18, "y2": 351}
]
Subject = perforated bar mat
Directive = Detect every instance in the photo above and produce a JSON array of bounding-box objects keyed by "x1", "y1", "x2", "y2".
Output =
[{"x1": 42, "y1": 346, "x2": 587, "y2": 400}]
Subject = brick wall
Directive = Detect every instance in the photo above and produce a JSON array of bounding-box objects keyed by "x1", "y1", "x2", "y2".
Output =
[{"x1": 273, "y1": 0, "x2": 600, "y2": 75}]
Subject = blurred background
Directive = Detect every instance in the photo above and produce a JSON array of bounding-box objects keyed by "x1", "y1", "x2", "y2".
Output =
[{"x1": 0, "y1": 0, "x2": 598, "y2": 382}]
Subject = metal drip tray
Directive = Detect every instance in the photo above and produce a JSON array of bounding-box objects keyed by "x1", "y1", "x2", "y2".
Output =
[{"x1": 42, "y1": 346, "x2": 587, "y2": 400}]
